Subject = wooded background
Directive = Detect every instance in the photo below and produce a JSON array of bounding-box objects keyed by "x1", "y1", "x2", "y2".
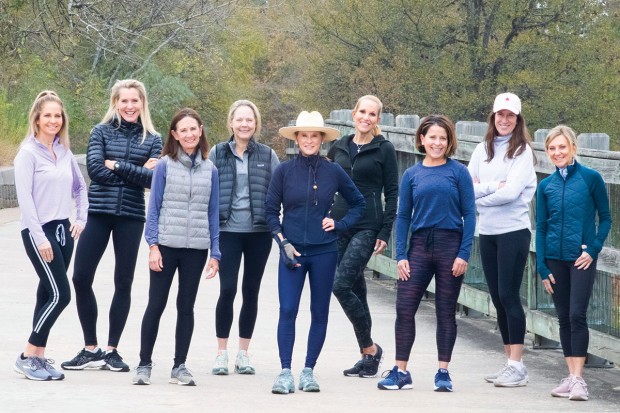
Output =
[{"x1": 2, "y1": 0, "x2": 620, "y2": 164}]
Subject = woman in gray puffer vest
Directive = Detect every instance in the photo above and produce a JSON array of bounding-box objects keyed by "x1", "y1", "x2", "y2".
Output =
[{"x1": 134, "y1": 108, "x2": 220, "y2": 386}]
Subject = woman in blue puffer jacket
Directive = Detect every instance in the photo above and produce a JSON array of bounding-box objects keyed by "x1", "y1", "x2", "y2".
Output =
[
  {"x1": 62, "y1": 79, "x2": 162, "y2": 373},
  {"x1": 536, "y1": 125, "x2": 611, "y2": 402}
]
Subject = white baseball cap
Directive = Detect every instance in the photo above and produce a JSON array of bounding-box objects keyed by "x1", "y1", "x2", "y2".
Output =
[{"x1": 493, "y1": 93, "x2": 521, "y2": 115}]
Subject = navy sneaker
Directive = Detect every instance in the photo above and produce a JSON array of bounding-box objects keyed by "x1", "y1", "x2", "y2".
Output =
[
  {"x1": 61, "y1": 348, "x2": 106, "y2": 370},
  {"x1": 377, "y1": 366, "x2": 413, "y2": 390},
  {"x1": 434, "y1": 368, "x2": 453, "y2": 392},
  {"x1": 343, "y1": 359, "x2": 364, "y2": 377},
  {"x1": 359, "y1": 344, "x2": 384, "y2": 378},
  {"x1": 103, "y1": 349, "x2": 130, "y2": 372}
]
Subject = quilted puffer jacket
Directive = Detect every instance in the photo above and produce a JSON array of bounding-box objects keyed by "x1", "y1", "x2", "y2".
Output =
[
  {"x1": 86, "y1": 118, "x2": 162, "y2": 222},
  {"x1": 536, "y1": 161, "x2": 612, "y2": 279}
]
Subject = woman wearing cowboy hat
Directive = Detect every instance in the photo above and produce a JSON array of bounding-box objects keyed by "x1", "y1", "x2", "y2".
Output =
[{"x1": 265, "y1": 111, "x2": 365, "y2": 394}]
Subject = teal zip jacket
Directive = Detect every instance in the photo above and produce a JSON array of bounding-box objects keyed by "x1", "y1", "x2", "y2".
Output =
[{"x1": 536, "y1": 161, "x2": 611, "y2": 280}]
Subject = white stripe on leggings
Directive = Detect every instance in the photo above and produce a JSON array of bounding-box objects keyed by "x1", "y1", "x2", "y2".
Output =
[{"x1": 28, "y1": 232, "x2": 60, "y2": 334}]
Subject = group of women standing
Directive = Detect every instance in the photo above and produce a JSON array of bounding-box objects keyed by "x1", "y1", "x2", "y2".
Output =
[{"x1": 13, "y1": 84, "x2": 611, "y2": 402}]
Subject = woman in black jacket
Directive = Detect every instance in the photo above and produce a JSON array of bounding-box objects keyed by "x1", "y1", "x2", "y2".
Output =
[
  {"x1": 62, "y1": 79, "x2": 162, "y2": 373},
  {"x1": 327, "y1": 95, "x2": 399, "y2": 378}
]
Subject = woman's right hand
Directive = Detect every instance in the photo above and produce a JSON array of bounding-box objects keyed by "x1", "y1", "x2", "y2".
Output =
[
  {"x1": 37, "y1": 241, "x2": 53, "y2": 263},
  {"x1": 397, "y1": 259, "x2": 410, "y2": 281},
  {"x1": 149, "y1": 245, "x2": 163, "y2": 272},
  {"x1": 542, "y1": 274, "x2": 555, "y2": 294},
  {"x1": 143, "y1": 158, "x2": 158, "y2": 170}
]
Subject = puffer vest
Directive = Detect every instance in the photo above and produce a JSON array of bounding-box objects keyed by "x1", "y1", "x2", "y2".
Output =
[
  {"x1": 158, "y1": 152, "x2": 213, "y2": 249},
  {"x1": 214, "y1": 137, "x2": 273, "y2": 229}
]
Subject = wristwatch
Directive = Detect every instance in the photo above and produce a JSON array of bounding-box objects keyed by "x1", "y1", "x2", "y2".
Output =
[{"x1": 114, "y1": 161, "x2": 120, "y2": 171}]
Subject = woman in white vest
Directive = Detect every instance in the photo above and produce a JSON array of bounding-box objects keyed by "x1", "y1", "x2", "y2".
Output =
[{"x1": 132, "y1": 108, "x2": 221, "y2": 386}]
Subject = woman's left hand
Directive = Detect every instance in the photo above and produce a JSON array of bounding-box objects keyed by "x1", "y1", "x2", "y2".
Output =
[
  {"x1": 322, "y1": 217, "x2": 335, "y2": 232},
  {"x1": 70, "y1": 223, "x2": 84, "y2": 240},
  {"x1": 104, "y1": 159, "x2": 116, "y2": 170},
  {"x1": 452, "y1": 257, "x2": 468, "y2": 277},
  {"x1": 574, "y1": 250, "x2": 593, "y2": 270},
  {"x1": 373, "y1": 239, "x2": 387, "y2": 255},
  {"x1": 205, "y1": 258, "x2": 219, "y2": 279}
]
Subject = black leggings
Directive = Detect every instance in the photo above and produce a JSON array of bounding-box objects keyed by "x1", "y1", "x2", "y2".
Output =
[
  {"x1": 546, "y1": 259, "x2": 597, "y2": 357},
  {"x1": 72, "y1": 214, "x2": 144, "y2": 348},
  {"x1": 22, "y1": 220, "x2": 73, "y2": 347},
  {"x1": 139, "y1": 246, "x2": 208, "y2": 366},
  {"x1": 479, "y1": 228, "x2": 530, "y2": 346},
  {"x1": 215, "y1": 231, "x2": 272, "y2": 339}
]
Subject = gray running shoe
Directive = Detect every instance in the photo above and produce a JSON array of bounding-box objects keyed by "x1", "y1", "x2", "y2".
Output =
[
  {"x1": 212, "y1": 351, "x2": 229, "y2": 375},
  {"x1": 132, "y1": 364, "x2": 152, "y2": 385},
  {"x1": 493, "y1": 365, "x2": 528, "y2": 387},
  {"x1": 170, "y1": 364, "x2": 195, "y2": 386},
  {"x1": 299, "y1": 367, "x2": 320, "y2": 392},
  {"x1": 14, "y1": 355, "x2": 51, "y2": 381},
  {"x1": 235, "y1": 350, "x2": 255, "y2": 374},
  {"x1": 43, "y1": 359, "x2": 65, "y2": 380},
  {"x1": 484, "y1": 364, "x2": 507, "y2": 383},
  {"x1": 272, "y1": 368, "x2": 295, "y2": 394}
]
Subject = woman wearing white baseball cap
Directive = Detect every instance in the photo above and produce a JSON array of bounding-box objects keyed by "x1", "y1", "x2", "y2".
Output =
[
  {"x1": 467, "y1": 93, "x2": 537, "y2": 388},
  {"x1": 265, "y1": 111, "x2": 365, "y2": 394}
]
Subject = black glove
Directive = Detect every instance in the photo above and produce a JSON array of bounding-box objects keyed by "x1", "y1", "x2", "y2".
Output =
[{"x1": 275, "y1": 237, "x2": 299, "y2": 270}]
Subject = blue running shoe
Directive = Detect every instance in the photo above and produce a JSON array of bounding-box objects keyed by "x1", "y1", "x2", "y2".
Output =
[
  {"x1": 377, "y1": 366, "x2": 412, "y2": 390},
  {"x1": 434, "y1": 368, "x2": 453, "y2": 392}
]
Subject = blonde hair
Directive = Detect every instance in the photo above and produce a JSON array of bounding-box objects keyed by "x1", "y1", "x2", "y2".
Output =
[
  {"x1": 352, "y1": 95, "x2": 383, "y2": 136},
  {"x1": 24, "y1": 90, "x2": 70, "y2": 148},
  {"x1": 101, "y1": 79, "x2": 157, "y2": 143},
  {"x1": 227, "y1": 99, "x2": 262, "y2": 138},
  {"x1": 545, "y1": 124, "x2": 578, "y2": 150}
]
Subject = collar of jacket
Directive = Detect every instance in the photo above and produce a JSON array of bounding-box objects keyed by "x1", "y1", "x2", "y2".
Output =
[
  {"x1": 111, "y1": 116, "x2": 144, "y2": 133},
  {"x1": 227, "y1": 135, "x2": 257, "y2": 154},
  {"x1": 555, "y1": 159, "x2": 579, "y2": 178},
  {"x1": 335, "y1": 133, "x2": 386, "y2": 154},
  {"x1": 177, "y1": 149, "x2": 204, "y2": 169}
]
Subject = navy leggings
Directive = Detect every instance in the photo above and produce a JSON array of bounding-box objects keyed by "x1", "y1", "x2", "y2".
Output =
[
  {"x1": 395, "y1": 229, "x2": 463, "y2": 363},
  {"x1": 22, "y1": 220, "x2": 73, "y2": 347},
  {"x1": 479, "y1": 228, "x2": 530, "y2": 345},
  {"x1": 72, "y1": 214, "x2": 144, "y2": 348},
  {"x1": 215, "y1": 231, "x2": 272, "y2": 339},
  {"x1": 546, "y1": 259, "x2": 597, "y2": 357},
  {"x1": 139, "y1": 246, "x2": 208, "y2": 367},
  {"x1": 277, "y1": 251, "x2": 338, "y2": 369}
]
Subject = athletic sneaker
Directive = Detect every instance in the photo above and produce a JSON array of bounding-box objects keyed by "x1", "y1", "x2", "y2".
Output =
[
  {"x1": 343, "y1": 359, "x2": 364, "y2": 377},
  {"x1": 212, "y1": 351, "x2": 229, "y2": 375},
  {"x1": 483, "y1": 364, "x2": 507, "y2": 383},
  {"x1": 551, "y1": 376, "x2": 572, "y2": 397},
  {"x1": 377, "y1": 366, "x2": 413, "y2": 390},
  {"x1": 103, "y1": 349, "x2": 130, "y2": 372},
  {"x1": 132, "y1": 364, "x2": 152, "y2": 385},
  {"x1": 493, "y1": 365, "x2": 528, "y2": 387},
  {"x1": 359, "y1": 344, "x2": 384, "y2": 378},
  {"x1": 272, "y1": 368, "x2": 295, "y2": 394},
  {"x1": 170, "y1": 364, "x2": 195, "y2": 386},
  {"x1": 43, "y1": 359, "x2": 65, "y2": 380},
  {"x1": 14, "y1": 354, "x2": 51, "y2": 381},
  {"x1": 61, "y1": 348, "x2": 106, "y2": 370},
  {"x1": 235, "y1": 350, "x2": 255, "y2": 374},
  {"x1": 299, "y1": 367, "x2": 320, "y2": 392},
  {"x1": 434, "y1": 368, "x2": 453, "y2": 392},
  {"x1": 568, "y1": 376, "x2": 589, "y2": 401}
]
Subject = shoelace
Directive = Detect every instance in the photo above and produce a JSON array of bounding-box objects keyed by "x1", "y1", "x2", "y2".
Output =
[
  {"x1": 380, "y1": 369, "x2": 397, "y2": 379},
  {"x1": 44, "y1": 358, "x2": 57, "y2": 369},
  {"x1": 30, "y1": 357, "x2": 47, "y2": 371},
  {"x1": 176, "y1": 365, "x2": 193, "y2": 377}
]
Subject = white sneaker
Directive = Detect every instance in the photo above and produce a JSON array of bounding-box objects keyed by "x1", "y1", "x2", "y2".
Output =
[
  {"x1": 484, "y1": 364, "x2": 507, "y2": 383},
  {"x1": 494, "y1": 365, "x2": 528, "y2": 387},
  {"x1": 235, "y1": 350, "x2": 255, "y2": 374},
  {"x1": 212, "y1": 351, "x2": 229, "y2": 375}
]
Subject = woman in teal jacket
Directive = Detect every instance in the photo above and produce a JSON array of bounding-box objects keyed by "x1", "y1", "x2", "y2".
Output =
[{"x1": 536, "y1": 125, "x2": 611, "y2": 402}]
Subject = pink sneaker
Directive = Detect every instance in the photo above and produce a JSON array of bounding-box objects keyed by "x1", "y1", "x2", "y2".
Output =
[
  {"x1": 550, "y1": 376, "x2": 572, "y2": 398},
  {"x1": 569, "y1": 376, "x2": 589, "y2": 401}
]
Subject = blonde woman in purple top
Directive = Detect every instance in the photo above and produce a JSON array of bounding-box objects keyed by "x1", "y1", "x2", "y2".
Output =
[{"x1": 13, "y1": 91, "x2": 88, "y2": 381}]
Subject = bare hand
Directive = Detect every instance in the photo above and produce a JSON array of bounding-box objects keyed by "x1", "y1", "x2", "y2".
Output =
[
  {"x1": 149, "y1": 245, "x2": 163, "y2": 272},
  {"x1": 452, "y1": 257, "x2": 468, "y2": 276},
  {"x1": 205, "y1": 258, "x2": 219, "y2": 279},
  {"x1": 70, "y1": 223, "x2": 84, "y2": 240},
  {"x1": 322, "y1": 217, "x2": 335, "y2": 232},
  {"x1": 104, "y1": 159, "x2": 116, "y2": 170},
  {"x1": 574, "y1": 249, "x2": 593, "y2": 270},
  {"x1": 397, "y1": 259, "x2": 410, "y2": 281},
  {"x1": 473, "y1": 176, "x2": 479, "y2": 184},
  {"x1": 37, "y1": 241, "x2": 53, "y2": 263},
  {"x1": 143, "y1": 158, "x2": 158, "y2": 170},
  {"x1": 542, "y1": 274, "x2": 556, "y2": 294},
  {"x1": 373, "y1": 239, "x2": 387, "y2": 255}
]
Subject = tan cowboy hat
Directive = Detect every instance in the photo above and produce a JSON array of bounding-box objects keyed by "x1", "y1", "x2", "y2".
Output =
[{"x1": 279, "y1": 111, "x2": 340, "y2": 142}]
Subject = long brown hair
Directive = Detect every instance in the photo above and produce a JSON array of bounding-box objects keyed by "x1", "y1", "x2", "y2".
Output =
[
  {"x1": 163, "y1": 108, "x2": 209, "y2": 160},
  {"x1": 483, "y1": 112, "x2": 532, "y2": 162}
]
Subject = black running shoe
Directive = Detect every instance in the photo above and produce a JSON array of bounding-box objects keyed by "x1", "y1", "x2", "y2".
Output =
[
  {"x1": 103, "y1": 349, "x2": 130, "y2": 372},
  {"x1": 61, "y1": 348, "x2": 106, "y2": 370},
  {"x1": 359, "y1": 343, "x2": 383, "y2": 378},
  {"x1": 343, "y1": 359, "x2": 364, "y2": 377}
]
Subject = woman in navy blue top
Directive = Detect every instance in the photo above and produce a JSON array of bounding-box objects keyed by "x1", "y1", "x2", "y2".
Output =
[
  {"x1": 265, "y1": 111, "x2": 365, "y2": 394},
  {"x1": 378, "y1": 115, "x2": 475, "y2": 393}
]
